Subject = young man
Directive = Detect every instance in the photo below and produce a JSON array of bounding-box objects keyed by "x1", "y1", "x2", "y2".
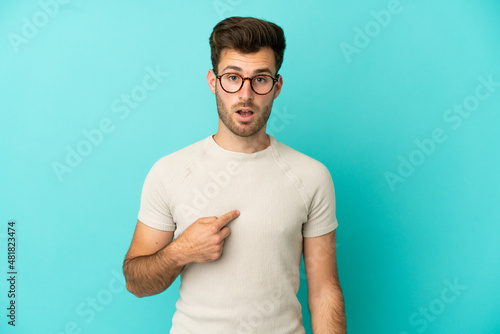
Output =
[{"x1": 123, "y1": 17, "x2": 346, "y2": 333}]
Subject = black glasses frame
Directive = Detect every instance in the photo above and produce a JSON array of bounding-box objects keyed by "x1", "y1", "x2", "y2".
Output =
[{"x1": 214, "y1": 71, "x2": 280, "y2": 95}]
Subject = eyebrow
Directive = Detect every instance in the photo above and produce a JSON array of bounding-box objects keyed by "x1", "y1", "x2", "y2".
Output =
[{"x1": 221, "y1": 65, "x2": 274, "y2": 76}]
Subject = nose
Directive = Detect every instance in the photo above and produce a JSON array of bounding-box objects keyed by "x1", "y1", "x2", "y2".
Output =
[{"x1": 238, "y1": 78, "x2": 254, "y2": 101}]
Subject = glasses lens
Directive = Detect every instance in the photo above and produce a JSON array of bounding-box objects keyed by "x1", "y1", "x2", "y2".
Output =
[
  {"x1": 251, "y1": 75, "x2": 274, "y2": 94},
  {"x1": 220, "y1": 74, "x2": 243, "y2": 93}
]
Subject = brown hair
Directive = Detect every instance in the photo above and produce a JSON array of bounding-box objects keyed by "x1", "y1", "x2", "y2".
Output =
[{"x1": 209, "y1": 16, "x2": 286, "y2": 75}]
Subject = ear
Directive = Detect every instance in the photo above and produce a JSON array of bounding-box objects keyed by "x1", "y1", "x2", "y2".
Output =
[
  {"x1": 273, "y1": 75, "x2": 283, "y2": 100},
  {"x1": 207, "y1": 69, "x2": 216, "y2": 94}
]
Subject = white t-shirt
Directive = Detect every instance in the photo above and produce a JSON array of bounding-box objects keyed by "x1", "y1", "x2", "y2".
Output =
[{"x1": 138, "y1": 134, "x2": 338, "y2": 334}]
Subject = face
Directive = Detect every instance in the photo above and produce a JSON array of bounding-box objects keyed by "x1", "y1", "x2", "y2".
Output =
[{"x1": 207, "y1": 47, "x2": 283, "y2": 138}]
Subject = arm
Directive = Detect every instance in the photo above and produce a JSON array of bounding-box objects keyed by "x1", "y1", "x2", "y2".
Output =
[
  {"x1": 123, "y1": 210, "x2": 240, "y2": 298},
  {"x1": 123, "y1": 220, "x2": 181, "y2": 298},
  {"x1": 304, "y1": 230, "x2": 346, "y2": 334}
]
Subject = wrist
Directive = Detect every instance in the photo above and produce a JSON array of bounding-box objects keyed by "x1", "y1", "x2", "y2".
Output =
[{"x1": 162, "y1": 238, "x2": 190, "y2": 268}]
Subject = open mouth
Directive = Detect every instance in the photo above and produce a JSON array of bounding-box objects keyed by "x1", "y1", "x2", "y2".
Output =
[{"x1": 236, "y1": 110, "x2": 254, "y2": 117}]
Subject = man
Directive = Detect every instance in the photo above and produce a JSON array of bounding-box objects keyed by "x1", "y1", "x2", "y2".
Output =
[{"x1": 123, "y1": 16, "x2": 346, "y2": 333}]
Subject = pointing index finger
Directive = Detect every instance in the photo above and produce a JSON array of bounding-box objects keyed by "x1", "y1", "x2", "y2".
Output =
[{"x1": 215, "y1": 210, "x2": 240, "y2": 230}]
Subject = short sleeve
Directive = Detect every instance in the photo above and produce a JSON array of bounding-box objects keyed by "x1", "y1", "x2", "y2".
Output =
[
  {"x1": 137, "y1": 160, "x2": 176, "y2": 231},
  {"x1": 302, "y1": 164, "x2": 338, "y2": 238}
]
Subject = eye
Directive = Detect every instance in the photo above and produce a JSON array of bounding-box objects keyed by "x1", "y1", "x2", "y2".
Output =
[
  {"x1": 227, "y1": 74, "x2": 240, "y2": 82},
  {"x1": 254, "y1": 76, "x2": 269, "y2": 84}
]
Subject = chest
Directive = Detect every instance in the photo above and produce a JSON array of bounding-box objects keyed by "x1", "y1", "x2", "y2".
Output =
[{"x1": 170, "y1": 161, "x2": 309, "y2": 245}]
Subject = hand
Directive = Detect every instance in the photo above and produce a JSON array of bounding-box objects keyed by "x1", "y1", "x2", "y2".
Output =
[{"x1": 175, "y1": 210, "x2": 240, "y2": 264}]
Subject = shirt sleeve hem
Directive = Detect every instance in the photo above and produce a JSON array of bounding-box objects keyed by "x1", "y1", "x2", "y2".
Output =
[
  {"x1": 302, "y1": 220, "x2": 338, "y2": 238},
  {"x1": 138, "y1": 214, "x2": 176, "y2": 232}
]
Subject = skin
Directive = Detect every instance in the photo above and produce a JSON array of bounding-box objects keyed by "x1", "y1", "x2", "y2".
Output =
[
  {"x1": 305, "y1": 231, "x2": 347, "y2": 333},
  {"x1": 123, "y1": 46, "x2": 346, "y2": 333},
  {"x1": 207, "y1": 47, "x2": 283, "y2": 153}
]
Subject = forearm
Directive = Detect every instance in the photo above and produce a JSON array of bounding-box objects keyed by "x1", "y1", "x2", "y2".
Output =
[
  {"x1": 309, "y1": 282, "x2": 347, "y2": 334},
  {"x1": 123, "y1": 239, "x2": 187, "y2": 298}
]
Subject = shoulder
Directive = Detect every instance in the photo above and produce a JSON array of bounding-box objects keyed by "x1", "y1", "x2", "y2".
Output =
[
  {"x1": 272, "y1": 138, "x2": 332, "y2": 182},
  {"x1": 145, "y1": 136, "x2": 211, "y2": 186}
]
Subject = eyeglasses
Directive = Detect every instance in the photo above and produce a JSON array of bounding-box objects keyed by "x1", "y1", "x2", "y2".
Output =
[{"x1": 214, "y1": 71, "x2": 280, "y2": 95}]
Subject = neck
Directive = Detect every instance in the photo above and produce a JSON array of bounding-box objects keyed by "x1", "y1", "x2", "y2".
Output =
[{"x1": 213, "y1": 128, "x2": 270, "y2": 153}]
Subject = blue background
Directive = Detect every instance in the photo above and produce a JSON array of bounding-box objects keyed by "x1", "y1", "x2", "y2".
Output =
[{"x1": 1, "y1": 0, "x2": 499, "y2": 333}]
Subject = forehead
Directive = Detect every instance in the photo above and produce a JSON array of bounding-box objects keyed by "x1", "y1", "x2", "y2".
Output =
[{"x1": 218, "y1": 47, "x2": 276, "y2": 74}]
